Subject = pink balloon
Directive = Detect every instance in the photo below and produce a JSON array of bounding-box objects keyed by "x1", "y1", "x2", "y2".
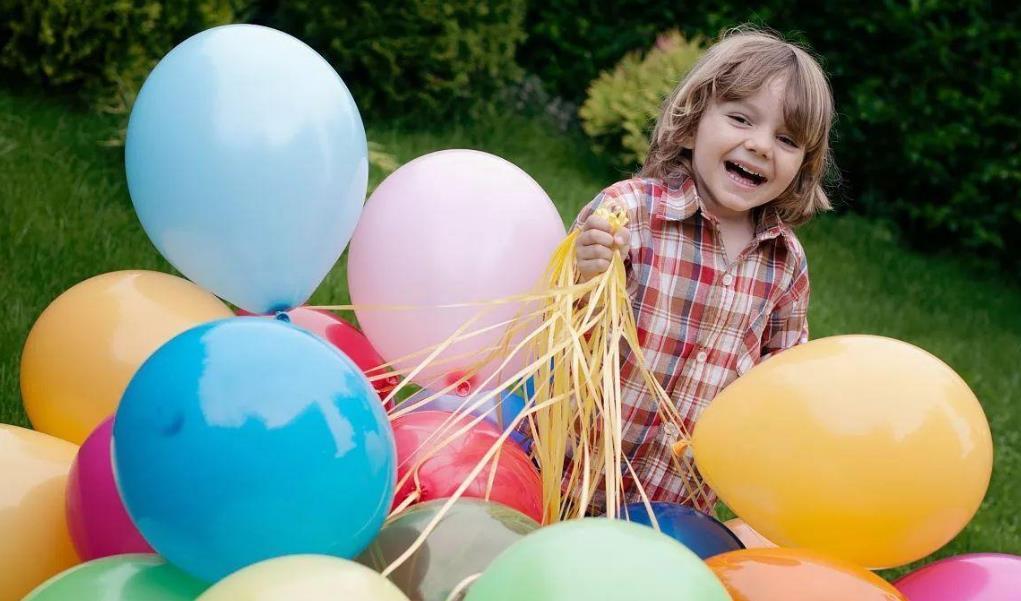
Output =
[
  {"x1": 66, "y1": 417, "x2": 153, "y2": 559},
  {"x1": 348, "y1": 150, "x2": 566, "y2": 392},
  {"x1": 895, "y1": 553, "x2": 1021, "y2": 600}
]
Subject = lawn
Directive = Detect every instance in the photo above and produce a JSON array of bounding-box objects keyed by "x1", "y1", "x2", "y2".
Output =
[{"x1": 1, "y1": 87, "x2": 1018, "y2": 568}]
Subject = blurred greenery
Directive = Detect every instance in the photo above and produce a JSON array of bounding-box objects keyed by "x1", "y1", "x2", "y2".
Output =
[
  {"x1": 0, "y1": 0, "x2": 241, "y2": 111},
  {"x1": 268, "y1": 0, "x2": 527, "y2": 119}
]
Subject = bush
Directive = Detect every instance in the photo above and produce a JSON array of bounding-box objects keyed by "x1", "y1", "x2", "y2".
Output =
[
  {"x1": 0, "y1": 0, "x2": 243, "y2": 111},
  {"x1": 579, "y1": 31, "x2": 703, "y2": 167},
  {"x1": 270, "y1": 0, "x2": 527, "y2": 119},
  {"x1": 517, "y1": 2, "x2": 688, "y2": 103}
]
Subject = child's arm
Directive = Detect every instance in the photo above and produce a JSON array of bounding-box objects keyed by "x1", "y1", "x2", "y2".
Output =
[{"x1": 760, "y1": 258, "x2": 810, "y2": 360}]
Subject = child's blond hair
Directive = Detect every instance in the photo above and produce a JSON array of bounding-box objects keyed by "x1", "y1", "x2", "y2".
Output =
[{"x1": 641, "y1": 27, "x2": 835, "y2": 226}]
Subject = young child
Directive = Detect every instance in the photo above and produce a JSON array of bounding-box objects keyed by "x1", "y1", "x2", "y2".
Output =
[{"x1": 574, "y1": 28, "x2": 835, "y2": 514}]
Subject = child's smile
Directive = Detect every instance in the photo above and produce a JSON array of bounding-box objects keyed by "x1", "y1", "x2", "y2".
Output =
[{"x1": 723, "y1": 159, "x2": 767, "y2": 188}]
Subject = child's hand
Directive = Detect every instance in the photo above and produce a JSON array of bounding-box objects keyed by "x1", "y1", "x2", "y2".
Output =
[{"x1": 575, "y1": 213, "x2": 631, "y2": 282}]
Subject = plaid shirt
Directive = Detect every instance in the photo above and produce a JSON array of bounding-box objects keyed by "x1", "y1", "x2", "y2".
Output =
[{"x1": 574, "y1": 174, "x2": 810, "y2": 515}]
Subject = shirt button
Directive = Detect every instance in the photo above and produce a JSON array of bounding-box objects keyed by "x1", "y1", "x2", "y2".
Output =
[
  {"x1": 722, "y1": 274, "x2": 734, "y2": 286},
  {"x1": 696, "y1": 351, "x2": 708, "y2": 363}
]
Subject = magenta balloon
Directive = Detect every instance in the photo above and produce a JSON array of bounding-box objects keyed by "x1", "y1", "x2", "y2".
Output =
[
  {"x1": 66, "y1": 417, "x2": 153, "y2": 559},
  {"x1": 895, "y1": 553, "x2": 1021, "y2": 600},
  {"x1": 348, "y1": 149, "x2": 565, "y2": 392}
]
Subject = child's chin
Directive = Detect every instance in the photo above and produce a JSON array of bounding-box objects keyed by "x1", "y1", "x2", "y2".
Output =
[
  {"x1": 720, "y1": 181, "x2": 761, "y2": 201},
  {"x1": 720, "y1": 195, "x2": 756, "y2": 213}
]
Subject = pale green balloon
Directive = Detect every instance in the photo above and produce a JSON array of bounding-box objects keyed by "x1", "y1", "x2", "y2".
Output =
[
  {"x1": 24, "y1": 554, "x2": 206, "y2": 600},
  {"x1": 464, "y1": 518, "x2": 732, "y2": 601}
]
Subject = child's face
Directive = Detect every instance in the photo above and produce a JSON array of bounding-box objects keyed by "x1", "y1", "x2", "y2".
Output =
[{"x1": 689, "y1": 77, "x2": 806, "y2": 221}]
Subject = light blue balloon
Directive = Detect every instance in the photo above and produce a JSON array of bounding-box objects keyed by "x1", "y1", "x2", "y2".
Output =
[
  {"x1": 125, "y1": 25, "x2": 368, "y2": 313},
  {"x1": 406, "y1": 388, "x2": 526, "y2": 428},
  {"x1": 112, "y1": 317, "x2": 395, "y2": 583},
  {"x1": 404, "y1": 386, "x2": 531, "y2": 451}
]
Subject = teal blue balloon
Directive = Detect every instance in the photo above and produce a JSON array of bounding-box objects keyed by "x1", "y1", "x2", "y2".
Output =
[
  {"x1": 113, "y1": 318, "x2": 396, "y2": 582},
  {"x1": 125, "y1": 24, "x2": 368, "y2": 313},
  {"x1": 24, "y1": 555, "x2": 206, "y2": 600}
]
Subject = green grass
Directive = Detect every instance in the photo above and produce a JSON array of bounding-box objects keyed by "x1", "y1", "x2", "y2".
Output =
[{"x1": 2, "y1": 87, "x2": 1018, "y2": 568}]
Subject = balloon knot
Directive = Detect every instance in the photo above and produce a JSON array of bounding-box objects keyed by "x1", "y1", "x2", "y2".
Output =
[
  {"x1": 446, "y1": 371, "x2": 475, "y2": 397},
  {"x1": 274, "y1": 311, "x2": 291, "y2": 323},
  {"x1": 671, "y1": 439, "x2": 690, "y2": 459}
]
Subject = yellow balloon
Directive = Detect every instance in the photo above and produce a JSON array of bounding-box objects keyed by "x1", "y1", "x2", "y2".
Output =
[
  {"x1": 21, "y1": 270, "x2": 233, "y2": 444},
  {"x1": 197, "y1": 555, "x2": 411, "y2": 601},
  {"x1": 0, "y1": 425, "x2": 80, "y2": 600},
  {"x1": 692, "y1": 335, "x2": 993, "y2": 569}
]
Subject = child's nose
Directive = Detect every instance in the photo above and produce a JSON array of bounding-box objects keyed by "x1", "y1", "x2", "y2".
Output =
[{"x1": 744, "y1": 132, "x2": 773, "y2": 159}]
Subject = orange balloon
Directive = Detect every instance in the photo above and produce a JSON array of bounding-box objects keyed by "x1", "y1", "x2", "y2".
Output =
[
  {"x1": 692, "y1": 335, "x2": 992, "y2": 568},
  {"x1": 21, "y1": 270, "x2": 233, "y2": 444},
  {"x1": 707, "y1": 548, "x2": 906, "y2": 600},
  {"x1": 725, "y1": 519, "x2": 777, "y2": 549},
  {"x1": 0, "y1": 425, "x2": 80, "y2": 599}
]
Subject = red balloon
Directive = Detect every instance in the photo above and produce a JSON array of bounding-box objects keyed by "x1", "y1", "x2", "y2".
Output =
[
  {"x1": 391, "y1": 411, "x2": 542, "y2": 523},
  {"x1": 237, "y1": 307, "x2": 398, "y2": 401}
]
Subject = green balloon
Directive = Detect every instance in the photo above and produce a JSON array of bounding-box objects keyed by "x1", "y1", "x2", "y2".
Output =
[
  {"x1": 359, "y1": 498, "x2": 539, "y2": 601},
  {"x1": 24, "y1": 554, "x2": 207, "y2": 600},
  {"x1": 464, "y1": 518, "x2": 732, "y2": 601}
]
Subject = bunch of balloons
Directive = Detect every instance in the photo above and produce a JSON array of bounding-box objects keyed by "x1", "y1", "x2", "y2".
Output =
[
  {"x1": 3, "y1": 19, "x2": 1016, "y2": 601},
  {"x1": 7, "y1": 22, "x2": 563, "y2": 600}
]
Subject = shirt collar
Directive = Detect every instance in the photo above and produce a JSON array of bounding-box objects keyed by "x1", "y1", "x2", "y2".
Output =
[
  {"x1": 754, "y1": 205, "x2": 787, "y2": 241},
  {"x1": 655, "y1": 174, "x2": 701, "y2": 221}
]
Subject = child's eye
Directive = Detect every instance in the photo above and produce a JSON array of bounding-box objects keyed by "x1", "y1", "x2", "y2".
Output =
[
  {"x1": 778, "y1": 135, "x2": 799, "y2": 148},
  {"x1": 727, "y1": 114, "x2": 750, "y2": 125}
]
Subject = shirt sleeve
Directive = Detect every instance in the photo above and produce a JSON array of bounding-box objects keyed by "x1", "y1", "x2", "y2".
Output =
[{"x1": 760, "y1": 256, "x2": 810, "y2": 360}]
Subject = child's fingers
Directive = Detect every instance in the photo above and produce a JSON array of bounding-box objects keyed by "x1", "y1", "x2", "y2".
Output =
[
  {"x1": 576, "y1": 241, "x2": 613, "y2": 262},
  {"x1": 577, "y1": 227, "x2": 615, "y2": 249},
  {"x1": 576, "y1": 212, "x2": 628, "y2": 279},
  {"x1": 583, "y1": 214, "x2": 614, "y2": 234},
  {"x1": 583, "y1": 212, "x2": 630, "y2": 253},
  {"x1": 579, "y1": 258, "x2": 611, "y2": 276},
  {"x1": 613, "y1": 228, "x2": 630, "y2": 252}
]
